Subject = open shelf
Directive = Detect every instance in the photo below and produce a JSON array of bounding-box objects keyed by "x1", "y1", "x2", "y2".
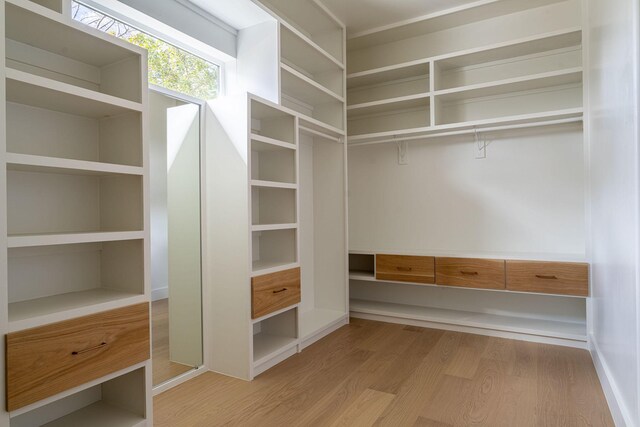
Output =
[
  {"x1": 281, "y1": 64, "x2": 344, "y2": 105},
  {"x1": 8, "y1": 239, "x2": 144, "y2": 331},
  {"x1": 251, "y1": 145, "x2": 296, "y2": 185},
  {"x1": 434, "y1": 68, "x2": 582, "y2": 103},
  {"x1": 251, "y1": 223, "x2": 297, "y2": 232},
  {"x1": 251, "y1": 99, "x2": 296, "y2": 144},
  {"x1": 8, "y1": 231, "x2": 144, "y2": 248},
  {"x1": 350, "y1": 299, "x2": 587, "y2": 342},
  {"x1": 251, "y1": 180, "x2": 298, "y2": 190},
  {"x1": 348, "y1": 61, "x2": 430, "y2": 89},
  {"x1": 252, "y1": 186, "x2": 297, "y2": 226},
  {"x1": 280, "y1": 24, "x2": 344, "y2": 97},
  {"x1": 252, "y1": 228, "x2": 297, "y2": 273},
  {"x1": 251, "y1": 261, "x2": 299, "y2": 277},
  {"x1": 6, "y1": 68, "x2": 143, "y2": 118},
  {"x1": 253, "y1": 307, "x2": 298, "y2": 364},
  {"x1": 251, "y1": 134, "x2": 296, "y2": 151},
  {"x1": 6, "y1": 0, "x2": 143, "y2": 102},
  {"x1": 434, "y1": 28, "x2": 582, "y2": 90},
  {"x1": 348, "y1": 93, "x2": 431, "y2": 117},
  {"x1": 258, "y1": 0, "x2": 343, "y2": 64},
  {"x1": 6, "y1": 153, "x2": 143, "y2": 176},
  {"x1": 348, "y1": 253, "x2": 375, "y2": 280},
  {"x1": 10, "y1": 367, "x2": 147, "y2": 427},
  {"x1": 348, "y1": 99, "x2": 431, "y2": 137},
  {"x1": 8, "y1": 168, "x2": 142, "y2": 235}
]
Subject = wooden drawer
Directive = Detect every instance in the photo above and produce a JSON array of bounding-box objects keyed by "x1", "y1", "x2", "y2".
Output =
[
  {"x1": 436, "y1": 257, "x2": 505, "y2": 290},
  {"x1": 506, "y1": 261, "x2": 589, "y2": 296},
  {"x1": 6, "y1": 302, "x2": 150, "y2": 411},
  {"x1": 376, "y1": 254, "x2": 435, "y2": 284},
  {"x1": 252, "y1": 267, "x2": 301, "y2": 319}
]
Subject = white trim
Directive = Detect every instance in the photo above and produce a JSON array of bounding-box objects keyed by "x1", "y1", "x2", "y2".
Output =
[
  {"x1": 590, "y1": 335, "x2": 634, "y2": 427},
  {"x1": 152, "y1": 365, "x2": 207, "y2": 396},
  {"x1": 352, "y1": 311, "x2": 588, "y2": 349},
  {"x1": 298, "y1": 315, "x2": 348, "y2": 350},
  {"x1": 151, "y1": 286, "x2": 168, "y2": 302}
]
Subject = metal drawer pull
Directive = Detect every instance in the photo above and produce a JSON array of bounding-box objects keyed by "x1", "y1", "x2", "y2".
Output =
[
  {"x1": 273, "y1": 288, "x2": 288, "y2": 294},
  {"x1": 460, "y1": 271, "x2": 479, "y2": 275},
  {"x1": 536, "y1": 275, "x2": 558, "y2": 280},
  {"x1": 72, "y1": 342, "x2": 107, "y2": 356},
  {"x1": 396, "y1": 267, "x2": 412, "y2": 271}
]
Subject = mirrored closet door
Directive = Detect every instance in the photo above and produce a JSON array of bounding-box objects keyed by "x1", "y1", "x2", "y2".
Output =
[{"x1": 149, "y1": 88, "x2": 203, "y2": 386}]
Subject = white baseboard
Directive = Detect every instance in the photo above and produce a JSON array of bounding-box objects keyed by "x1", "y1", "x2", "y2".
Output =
[
  {"x1": 351, "y1": 311, "x2": 588, "y2": 349},
  {"x1": 590, "y1": 334, "x2": 636, "y2": 427},
  {"x1": 152, "y1": 286, "x2": 169, "y2": 301}
]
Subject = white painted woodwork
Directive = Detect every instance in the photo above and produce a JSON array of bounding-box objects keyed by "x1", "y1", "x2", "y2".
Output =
[{"x1": 1, "y1": 0, "x2": 152, "y2": 424}]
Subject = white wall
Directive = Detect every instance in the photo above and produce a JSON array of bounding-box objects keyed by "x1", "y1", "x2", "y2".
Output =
[
  {"x1": 348, "y1": 125, "x2": 586, "y2": 258},
  {"x1": 586, "y1": 0, "x2": 640, "y2": 424}
]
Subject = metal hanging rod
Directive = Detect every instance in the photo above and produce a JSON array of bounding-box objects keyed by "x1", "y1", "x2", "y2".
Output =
[
  {"x1": 299, "y1": 125, "x2": 343, "y2": 143},
  {"x1": 348, "y1": 116, "x2": 583, "y2": 147}
]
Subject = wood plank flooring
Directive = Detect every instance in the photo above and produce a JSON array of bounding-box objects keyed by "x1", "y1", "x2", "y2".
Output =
[{"x1": 154, "y1": 318, "x2": 613, "y2": 426}]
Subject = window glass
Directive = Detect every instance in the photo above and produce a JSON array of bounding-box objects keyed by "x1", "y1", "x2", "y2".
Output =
[{"x1": 72, "y1": 1, "x2": 219, "y2": 100}]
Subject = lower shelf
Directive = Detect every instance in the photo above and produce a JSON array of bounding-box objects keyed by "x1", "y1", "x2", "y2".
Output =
[
  {"x1": 252, "y1": 333, "x2": 298, "y2": 365},
  {"x1": 299, "y1": 308, "x2": 347, "y2": 340},
  {"x1": 350, "y1": 299, "x2": 587, "y2": 342},
  {"x1": 42, "y1": 401, "x2": 146, "y2": 427}
]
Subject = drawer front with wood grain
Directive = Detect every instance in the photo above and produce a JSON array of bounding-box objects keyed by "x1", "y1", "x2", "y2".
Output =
[
  {"x1": 6, "y1": 302, "x2": 150, "y2": 411},
  {"x1": 506, "y1": 261, "x2": 589, "y2": 296},
  {"x1": 252, "y1": 267, "x2": 301, "y2": 319},
  {"x1": 376, "y1": 254, "x2": 435, "y2": 284},
  {"x1": 436, "y1": 257, "x2": 506, "y2": 290}
]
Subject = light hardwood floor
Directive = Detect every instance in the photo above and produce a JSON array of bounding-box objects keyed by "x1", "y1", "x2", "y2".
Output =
[
  {"x1": 152, "y1": 299, "x2": 195, "y2": 385},
  {"x1": 154, "y1": 318, "x2": 614, "y2": 426}
]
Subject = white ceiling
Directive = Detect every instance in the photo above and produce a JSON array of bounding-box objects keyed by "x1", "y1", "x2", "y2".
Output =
[{"x1": 319, "y1": 0, "x2": 481, "y2": 36}]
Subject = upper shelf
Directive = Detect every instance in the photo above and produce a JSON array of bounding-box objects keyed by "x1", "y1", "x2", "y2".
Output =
[
  {"x1": 6, "y1": 68, "x2": 143, "y2": 118},
  {"x1": 257, "y1": 0, "x2": 344, "y2": 64},
  {"x1": 348, "y1": 61, "x2": 430, "y2": 90},
  {"x1": 6, "y1": 153, "x2": 144, "y2": 176},
  {"x1": 347, "y1": 0, "x2": 570, "y2": 50},
  {"x1": 435, "y1": 68, "x2": 582, "y2": 103}
]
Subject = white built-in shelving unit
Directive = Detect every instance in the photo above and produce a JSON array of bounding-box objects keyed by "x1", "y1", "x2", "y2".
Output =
[
  {"x1": 347, "y1": 1, "x2": 583, "y2": 145},
  {"x1": 346, "y1": 0, "x2": 588, "y2": 348},
  {"x1": 1, "y1": 0, "x2": 152, "y2": 424}
]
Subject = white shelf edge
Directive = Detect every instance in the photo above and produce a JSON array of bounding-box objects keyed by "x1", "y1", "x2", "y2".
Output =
[
  {"x1": 6, "y1": 68, "x2": 143, "y2": 113},
  {"x1": 279, "y1": 20, "x2": 345, "y2": 70},
  {"x1": 251, "y1": 223, "x2": 298, "y2": 232},
  {"x1": 281, "y1": 63, "x2": 345, "y2": 103},
  {"x1": 250, "y1": 133, "x2": 297, "y2": 150},
  {"x1": 41, "y1": 401, "x2": 146, "y2": 427},
  {"x1": 8, "y1": 292, "x2": 147, "y2": 333},
  {"x1": 433, "y1": 67, "x2": 583, "y2": 99},
  {"x1": 9, "y1": 361, "x2": 149, "y2": 418},
  {"x1": 251, "y1": 262, "x2": 300, "y2": 277},
  {"x1": 348, "y1": 108, "x2": 584, "y2": 144},
  {"x1": 252, "y1": 303, "x2": 299, "y2": 324},
  {"x1": 6, "y1": 153, "x2": 144, "y2": 176},
  {"x1": 347, "y1": 58, "x2": 431, "y2": 80},
  {"x1": 250, "y1": 180, "x2": 298, "y2": 189},
  {"x1": 348, "y1": 272, "x2": 376, "y2": 282},
  {"x1": 8, "y1": 231, "x2": 145, "y2": 248},
  {"x1": 347, "y1": 92, "x2": 431, "y2": 112},
  {"x1": 349, "y1": 299, "x2": 587, "y2": 342}
]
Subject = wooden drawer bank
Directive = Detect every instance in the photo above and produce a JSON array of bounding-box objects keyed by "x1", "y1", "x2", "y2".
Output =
[
  {"x1": 376, "y1": 254, "x2": 435, "y2": 284},
  {"x1": 252, "y1": 267, "x2": 301, "y2": 319},
  {"x1": 506, "y1": 261, "x2": 589, "y2": 296},
  {"x1": 6, "y1": 302, "x2": 150, "y2": 411}
]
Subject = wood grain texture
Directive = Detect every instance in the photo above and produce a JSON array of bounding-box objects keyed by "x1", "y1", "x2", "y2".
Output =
[
  {"x1": 6, "y1": 302, "x2": 150, "y2": 411},
  {"x1": 506, "y1": 260, "x2": 589, "y2": 296},
  {"x1": 376, "y1": 254, "x2": 435, "y2": 284},
  {"x1": 251, "y1": 267, "x2": 301, "y2": 319},
  {"x1": 436, "y1": 257, "x2": 506, "y2": 290},
  {"x1": 154, "y1": 319, "x2": 613, "y2": 427}
]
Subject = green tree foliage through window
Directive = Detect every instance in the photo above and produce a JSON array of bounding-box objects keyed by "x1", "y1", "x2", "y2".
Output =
[{"x1": 72, "y1": 2, "x2": 219, "y2": 100}]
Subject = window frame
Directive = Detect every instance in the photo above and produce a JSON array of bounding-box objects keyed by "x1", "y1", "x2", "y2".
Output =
[{"x1": 71, "y1": 0, "x2": 227, "y2": 98}]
